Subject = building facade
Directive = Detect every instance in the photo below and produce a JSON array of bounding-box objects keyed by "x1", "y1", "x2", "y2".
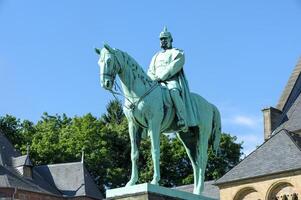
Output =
[{"x1": 215, "y1": 57, "x2": 301, "y2": 200}]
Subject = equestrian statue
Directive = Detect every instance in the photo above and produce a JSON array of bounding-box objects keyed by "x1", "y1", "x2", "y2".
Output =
[{"x1": 96, "y1": 27, "x2": 221, "y2": 195}]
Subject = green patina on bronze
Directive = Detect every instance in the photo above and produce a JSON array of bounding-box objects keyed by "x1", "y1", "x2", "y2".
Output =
[{"x1": 96, "y1": 27, "x2": 221, "y2": 195}]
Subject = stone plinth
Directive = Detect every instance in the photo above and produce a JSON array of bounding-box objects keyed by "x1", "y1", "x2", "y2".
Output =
[{"x1": 106, "y1": 183, "x2": 215, "y2": 200}]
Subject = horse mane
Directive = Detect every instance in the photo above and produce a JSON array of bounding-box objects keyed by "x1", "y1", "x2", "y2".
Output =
[{"x1": 115, "y1": 49, "x2": 153, "y2": 86}]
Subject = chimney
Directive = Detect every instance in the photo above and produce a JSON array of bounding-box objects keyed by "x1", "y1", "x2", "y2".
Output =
[{"x1": 262, "y1": 107, "x2": 282, "y2": 141}]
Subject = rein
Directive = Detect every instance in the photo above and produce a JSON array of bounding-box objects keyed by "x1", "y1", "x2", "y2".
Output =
[
  {"x1": 102, "y1": 52, "x2": 159, "y2": 112},
  {"x1": 111, "y1": 80, "x2": 159, "y2": 112},
  {"x1": 111, "y1": 80, "x2": 159, "y2": 129},
  {"x1": 100, "y1": 72, "x2": 135, "y2": 110}
]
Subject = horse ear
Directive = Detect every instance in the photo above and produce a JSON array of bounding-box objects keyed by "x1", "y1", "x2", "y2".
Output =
[
  {"x1": 104, "y1": 43, "x2": 114, "y2": 53},
  {"x1": 95, "y1": 48, "x2": 101, "y2": 55}
]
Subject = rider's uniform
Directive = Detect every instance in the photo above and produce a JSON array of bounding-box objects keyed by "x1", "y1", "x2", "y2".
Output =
[{"x1": 148, "y1": 48, "x2": 197, "y2": 127}]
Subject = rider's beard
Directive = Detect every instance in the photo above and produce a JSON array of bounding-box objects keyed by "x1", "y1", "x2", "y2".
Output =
[{"x1": 161, "y1": 42, "x2": 172, "y2": 50}]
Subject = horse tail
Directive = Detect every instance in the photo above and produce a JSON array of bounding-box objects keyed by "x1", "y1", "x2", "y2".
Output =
[{"x1": 211, "y1": 105, "x2": 221, "y2": 155}]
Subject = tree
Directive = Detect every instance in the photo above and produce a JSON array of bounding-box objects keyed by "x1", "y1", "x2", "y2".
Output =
[
  {"x1": 0, "y1": 100, "x2": 243, "y2": 192},
  {"x1": 101, "y1": 100, "x2": 124, "y2": 125},
  {"x1": 0, "y1": 114, "x2": 34, "y2": 150},
  {"x1": 206, "y1": 133, "x2": 243, "y2": 180},
  {"x1": 138, "y1": 132, "x2": 243, "y2": 186}
]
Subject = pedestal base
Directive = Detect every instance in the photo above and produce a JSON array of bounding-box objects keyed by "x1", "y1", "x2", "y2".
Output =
[{"x1": 106, "y1": 183, "x2": 216, "y2": 200}]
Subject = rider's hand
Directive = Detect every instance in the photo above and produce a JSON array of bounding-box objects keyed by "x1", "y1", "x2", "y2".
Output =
[{"x1": 154, "y1": 76, "x2": 161, "y2": 82}]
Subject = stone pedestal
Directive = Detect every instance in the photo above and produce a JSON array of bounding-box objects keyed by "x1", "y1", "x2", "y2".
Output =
[{"x1": 106, "y1": 183, "x2": 215, "y2": 200}]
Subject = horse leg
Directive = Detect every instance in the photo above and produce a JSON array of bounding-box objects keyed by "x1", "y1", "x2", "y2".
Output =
[
  {"x1": 195, "y1": 126, "x2": 209, "y2": 194},
  {"x1": 176, "y1": 130, "x2": 199, "y2": 193},
  {"x1": 195, "y1": 145, "x2": 208, "y2": 193},
  {"x1": 148, "y1": 119, "x2": 161, "y2": 185},
  {"x1": 126, "y1": 121, "x2": 142, "y2": 187}
]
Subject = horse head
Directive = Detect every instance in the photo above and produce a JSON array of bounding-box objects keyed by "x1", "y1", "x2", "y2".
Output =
[{"x1": 96, "y1": 44, "x2": 119, "y2": 91}]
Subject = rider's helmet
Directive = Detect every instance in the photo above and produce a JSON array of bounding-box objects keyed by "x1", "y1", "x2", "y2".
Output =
[{"x1": 159, "y1": 26, "x2": 173, "y2": 42}]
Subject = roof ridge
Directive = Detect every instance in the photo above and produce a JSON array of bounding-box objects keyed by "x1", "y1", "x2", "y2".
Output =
[
  {"x1": 215, "y1": 129, "x2": 294, "y2": 185},
  {"x1": 282, "y1": 93, "x2": 301, "y2": 129},
  {"x1": 81, "y1": 163, "x2": 103, "y2": 199},
  {"x1": 80, "y1": 162, "x2": 87, "y2": 196},
  {"x1": 285, "y1": 130, "x2": 301, "y2": 152},
  {"x1": 225, "y1": 129, "x2": 282, "y2": 172},
  {"x1": 277, "y1": 56, "x2": 301, "y2": 111},
  {"x1": 0, "y1": 132, "x2": 21, "y2": 166},
  {"x1": 35, "y1": 161, "x2": 82, "y2": 168}
]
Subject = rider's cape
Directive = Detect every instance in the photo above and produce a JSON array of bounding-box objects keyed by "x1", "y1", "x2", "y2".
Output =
[{"x1": 148, "y1": 48, "x2": 198, "y2": 127}]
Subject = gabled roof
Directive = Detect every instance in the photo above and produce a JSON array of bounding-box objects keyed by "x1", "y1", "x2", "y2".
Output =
[
  {"x1": 0, "y1": 133, "x2": 20, "y2": 166},
  {"x1": 275, "y1": 91, "x2": 301, "y2": 132},
  {"x1": 271, "y1": 57, "x2": 301, "y2": 133},
  {"x1": 0, "y1": 132, "x2": 62, "y2": 195},
  {"x1": 0, "y1": 165, "x2": 62, "y2": 195},
  {"x1": 0, "y1": 132, "x2": 103, "y2": 199},
  {"x1": 215, "y1": 130, "x2": 301, "y2": 185},
  {"x1": 12, "y1": 155, "x2": 33, "y2": 167},
  {"x1": 277, "y1": 57, "x2": 301, "y2": 111},
  {"x1": 35, "y1": 162, "x2": 103, "y2": 199}
]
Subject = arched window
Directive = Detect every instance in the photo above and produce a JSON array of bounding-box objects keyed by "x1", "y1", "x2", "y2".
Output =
[
  {"x1": 234, "y1": 187, "x2": 261, "y2": 200},
  {"x1": 267, "y1": 182, "x2": 299, "y2": 200}
]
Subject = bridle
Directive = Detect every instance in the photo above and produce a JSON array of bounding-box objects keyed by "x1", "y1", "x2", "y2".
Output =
[
  {"x1": 100, "y1": 52, "x2": 118, "y2": 83},
  {"x1": 100, "y1": 51, "x2": 159, "y2": 114}
]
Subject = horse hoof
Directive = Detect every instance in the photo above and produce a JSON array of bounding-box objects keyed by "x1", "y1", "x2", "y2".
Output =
[
  {"x1": 193, "y1": 190, "x2": 201, "y2": 195},
  {"x1": 193, "y1": 188, "x2": 202, "y2": 195},
  {"x1": 125, "y1": 180, "x2": 136, "y2": 187},
  {"x1": 150, "y1": 179, "x2": 159, "y2": 185}
]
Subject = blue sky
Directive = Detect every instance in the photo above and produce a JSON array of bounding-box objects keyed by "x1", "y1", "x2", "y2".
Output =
[{"x1": 0, "y1": 0, "x2": 301, "y2": 155}]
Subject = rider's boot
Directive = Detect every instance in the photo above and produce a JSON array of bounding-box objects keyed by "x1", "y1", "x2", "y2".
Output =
[
  {"x1": 177, "y1": 118, "x2": 188, "y2": 132},
  {"x1": 170, "y1": 89, "x2": 188, "y2": 132}
]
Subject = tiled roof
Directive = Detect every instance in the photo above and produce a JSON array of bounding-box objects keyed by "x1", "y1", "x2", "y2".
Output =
[
  {"x1": 0, "y1": 132, "x2": 61, "y2": 195},
  {"x1": 215, "y1": 56, "x2": 301, "y2": 186},
  {"x1": 0, "y1": 132, "x2": 103, "y2": 199},
  {"x1": 176, "y1": 180, "x2": 220, "y2": 199},
  {"x1": 271, "y1": 56, "x2": 301, "y2": 133},
  {"x1": 277, "y1": 57, "x2": 301, "y2": 111},
  {"x1": 0, "y1": 165, "x2": 62, "y2": 195},
  {"x1": 215, "y1": 130, "x2": 301, "y2": 185},
  {"x1": 275, "y1": 91, "x2": 301, "y2": 133},
  {"x1": 12, "y1": 155, "x2": 33, "y2": 167},
  {"x1": 35, "y1": 162, "x2": 103, "y2": 199},
  {"x1": 0, "y1": 133, "x2": 20, "y2": 166}
]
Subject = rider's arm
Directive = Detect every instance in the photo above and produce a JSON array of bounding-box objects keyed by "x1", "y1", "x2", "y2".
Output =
[
  {"x1": 147, "y1": 55, "x2": 157, "y2": 80},
  {"x1": 158, "y1": 50, "x2": 185, "y2": 81}
]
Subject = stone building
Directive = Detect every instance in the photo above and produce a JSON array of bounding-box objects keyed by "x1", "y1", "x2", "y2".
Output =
[
  {"x1": 0, "y1": 132, "x2": 103, "y2": 200},
  {"x1": 214, "y1": 57, "x2": 301, "y2": 200}
]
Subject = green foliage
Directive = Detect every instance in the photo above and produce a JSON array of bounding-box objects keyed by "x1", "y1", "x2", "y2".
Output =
[
  {"x1": 101, "y1": 100, "x2": 124, "y2": 125},
  {"x1": 0, "y1": 100, "x2": 243, "y2": 193},
  {"x1": 0, "y1": 114, "x2": 34, "y2": 150},
  {"x1": 135, "y1": 134, "x2": 193, "y2": 187},
  {"x1": 206, "y1": 133, "x2": 243, "y2": 180},
  {"x1": 138, "y1": 132, "x2": 242, "y2": 186}
]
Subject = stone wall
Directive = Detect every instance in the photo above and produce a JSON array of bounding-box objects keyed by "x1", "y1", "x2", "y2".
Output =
[{"x1": 218, "y1": 170, "x2": 301, "y2": 200}]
